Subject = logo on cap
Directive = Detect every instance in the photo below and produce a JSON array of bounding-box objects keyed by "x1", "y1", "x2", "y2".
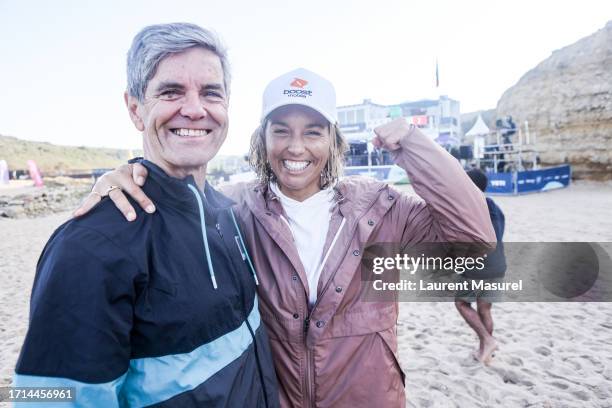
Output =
[{"x1": 290, "y1": 78, "x2": 308, "y2": 88}]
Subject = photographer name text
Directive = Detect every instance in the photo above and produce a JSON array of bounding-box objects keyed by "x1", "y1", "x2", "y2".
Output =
[{"x1": 372, "y1": 279, "x2": 523, "y2": 292}]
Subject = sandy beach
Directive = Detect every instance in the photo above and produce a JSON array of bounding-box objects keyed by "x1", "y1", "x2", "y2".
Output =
[{"x1": 1, "y1": 181, "x2": 612, "y2": 407}]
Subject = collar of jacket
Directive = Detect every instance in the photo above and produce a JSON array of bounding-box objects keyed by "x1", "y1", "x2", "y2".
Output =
[
  {"x1": 137, "y1": 159, "x2": 235, "y2": 211},
  {"x1": 248, "y1": 177, "x2": 390, "y2": 220}
]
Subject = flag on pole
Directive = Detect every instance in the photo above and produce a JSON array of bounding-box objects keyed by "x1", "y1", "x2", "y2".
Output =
[
  {"x1": 27, "y1": 160, "x2": 44, "y2": 187},
  {"x1": 0, "y1": 160, "x2": 9, "y2": 185},
  {"x1": 435, "y1": 59, "x2": 439, "y2": 88}
]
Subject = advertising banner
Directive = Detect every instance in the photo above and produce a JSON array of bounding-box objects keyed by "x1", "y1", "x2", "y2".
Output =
[
  {"x1": 516, "y1": 165, "x2": 571, "y2": 193},
  {"x1": 485, "y1": 171, "x2": 514, "y2": 194}
]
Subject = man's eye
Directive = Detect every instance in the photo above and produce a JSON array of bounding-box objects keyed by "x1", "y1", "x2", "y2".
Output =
[
  {"x1": 204, "y1": 90, "x2": 225, "y2": 100},
  {"x1": 158, "y1": 90, "x2": 181, "y2": 99}
]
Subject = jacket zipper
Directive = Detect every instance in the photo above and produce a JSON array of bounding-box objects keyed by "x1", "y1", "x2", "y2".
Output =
[
  {"x1": 187, "y1": 185, "x2": 270, "y2": 405},
  {"x1": 303, "y1": 318, "x2": 314, "y2": 408},
  {"x1": 186, "y1": 184, "x2": 218, "y2": 289},
  {"x1": 302, "y1": 217, "x2": 346, "y2": 408},
  {"x1": 311, "y1": 217, "x2": 358, "y2": 316},
  {"x1": 302, "y1": 216, "x2": 362, "y2": 407},
  {"x1": 307, "y1": 217, "x2": 347, "y2": 313},
  {"x1": 246, "y1": 316, "x2": 270, "y2": 408}
]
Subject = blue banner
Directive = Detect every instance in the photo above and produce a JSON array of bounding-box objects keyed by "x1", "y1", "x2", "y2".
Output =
[
  {"x1": 485, "y1": 172, "x2": 514, "y2": 194},
  {"x1": 485, "y1": 165, "x2": 571, "y2": 195},
  {"x1": 516, "y1": 165, "x2": 571, "y2": 193}
]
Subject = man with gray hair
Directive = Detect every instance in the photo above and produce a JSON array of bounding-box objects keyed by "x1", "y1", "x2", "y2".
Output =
[{"x1": 14, "y1": 23, "x2": 279, "y2": 407}]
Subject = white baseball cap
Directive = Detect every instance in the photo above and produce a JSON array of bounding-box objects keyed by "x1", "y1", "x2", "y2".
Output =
[{"x1": 261, "y1": 68, "x2": 338, "y2": 124}]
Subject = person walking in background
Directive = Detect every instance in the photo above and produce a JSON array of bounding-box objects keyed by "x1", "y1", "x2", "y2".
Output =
[{"x1": 455, "y1": 168, "x2": 506, "y2": 365}]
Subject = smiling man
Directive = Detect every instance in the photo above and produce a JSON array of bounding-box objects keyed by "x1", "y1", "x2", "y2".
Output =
[{"x1": 13, "y1": 23, "x2": 279, "y2": 407}]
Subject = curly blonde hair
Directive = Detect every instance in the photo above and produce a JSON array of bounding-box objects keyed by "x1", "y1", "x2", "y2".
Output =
[{"x1": 249, "y1": 119, "x2": 348, "y2": 189}]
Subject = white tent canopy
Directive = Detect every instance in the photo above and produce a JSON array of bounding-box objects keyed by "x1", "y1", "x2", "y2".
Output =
[
  {"x1": 466, "y1": 115, "x2": 490, "y2": 160},
  {"x1": 466, "y1": 114, "x2": 490, "y2": 137}
]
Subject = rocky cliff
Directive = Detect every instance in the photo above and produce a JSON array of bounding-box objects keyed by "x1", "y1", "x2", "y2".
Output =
[{"x1": 496, "y1": 21, "x2": 612, "y2": 180}]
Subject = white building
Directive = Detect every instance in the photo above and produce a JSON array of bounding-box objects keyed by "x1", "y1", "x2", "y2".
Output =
[
  {"x1": 337, "y1": 96, "x2": 462, "y2": 147},
  {"x1": 337, "y1": 99, "x2": 388, "y2": 142}
]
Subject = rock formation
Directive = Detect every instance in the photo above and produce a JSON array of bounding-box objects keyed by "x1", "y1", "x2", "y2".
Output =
[
  {"x1": 0, "y1": 179, "x2": 90, "y2": 219},
  {"x1": 496, "y1": 21, "x2": 612, "y2": 180}
]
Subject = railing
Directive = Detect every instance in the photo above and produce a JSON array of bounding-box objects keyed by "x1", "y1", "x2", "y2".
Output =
[{"x1": 473, "y1": 121, "x2": 539, "y2": 173}]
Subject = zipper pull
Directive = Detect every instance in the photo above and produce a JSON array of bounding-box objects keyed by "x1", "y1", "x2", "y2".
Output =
[
  {"x1": 234, "y1": 236, "x2": 246, "y2": 260},
  {"x1": 215, "y1": 223, "x2": 223, "y2": 238},
  {"x1": 303, "y1": 317, "x2": 310, "y2": 335}
]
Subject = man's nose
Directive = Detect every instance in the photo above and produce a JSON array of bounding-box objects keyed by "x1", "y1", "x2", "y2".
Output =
[{"x1": 180, "y1": 92, "x2": 207, "y2": 120}]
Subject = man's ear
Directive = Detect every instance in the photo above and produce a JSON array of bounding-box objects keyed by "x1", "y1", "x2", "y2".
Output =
[{"x1": 125, "y1": 92, "x2": 145, "y2": 131}]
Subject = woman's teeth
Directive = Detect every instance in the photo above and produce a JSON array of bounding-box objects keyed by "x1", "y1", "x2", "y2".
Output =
[
  {"x1": 171, "y1": 128, "x2": 209, "y2": 137},
  {"x1": 283, "y1": 160, "x2": 310, "y2": 171}
]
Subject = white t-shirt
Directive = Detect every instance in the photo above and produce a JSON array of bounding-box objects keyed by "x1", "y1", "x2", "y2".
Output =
[{"x1": 270, "y1": 183, "x2": 334, "y2": 306}]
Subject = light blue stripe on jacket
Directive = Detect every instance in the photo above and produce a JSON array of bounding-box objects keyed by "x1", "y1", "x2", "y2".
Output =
[
  {"x1": 12, "y1": 297, "x2": 261, "y2": 407},
  {"x1": 11, "y1": 373, "x2": 126, "y2": 407},
  {"x1": 121, "y1": 296, "x2": 261, "y2": 407}
]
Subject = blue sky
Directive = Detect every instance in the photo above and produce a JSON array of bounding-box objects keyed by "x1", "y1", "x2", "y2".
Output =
[{"x1": 1, "y1": 0, "x2": 610, "y2": 154}]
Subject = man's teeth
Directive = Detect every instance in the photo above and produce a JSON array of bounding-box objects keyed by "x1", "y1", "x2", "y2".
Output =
[
  {"x1": 283, "y1": 160, "x2": 310, "y2": 171},
  {"x1": 172, "y1": 129, "x2": 209, "y2": 137}
]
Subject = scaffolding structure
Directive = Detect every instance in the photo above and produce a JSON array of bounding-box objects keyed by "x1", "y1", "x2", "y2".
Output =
[{"x1": 474, "y1": 121, "x2": 540, "y2": 173}]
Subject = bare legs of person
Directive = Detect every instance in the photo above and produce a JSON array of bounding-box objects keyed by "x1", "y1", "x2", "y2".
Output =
[
  {"x1": 455, "y1": 299, "x2": 498, "y2": 365},
  {"x1": 476, "y1": 298, "x2": 493, "y2": 336}
]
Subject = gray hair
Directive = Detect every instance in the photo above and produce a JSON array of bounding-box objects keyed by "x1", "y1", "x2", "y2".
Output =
[{"x1": 126, "y1": 22, "x2": 231, "y2": 101}]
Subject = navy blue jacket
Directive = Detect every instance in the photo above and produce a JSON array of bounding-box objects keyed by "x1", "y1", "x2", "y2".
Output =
[
  {"x1": 15, "y1": 161, "x2": 279, "y2": 407},
  {"x1": 464, "y1": 197, "x2": 506, "y2": 279}
]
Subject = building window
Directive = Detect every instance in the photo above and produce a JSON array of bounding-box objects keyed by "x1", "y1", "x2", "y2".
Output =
[
  {"x1": 338, "y1": 111, "x2": 346, "y2": 125},
  {"x1": 440, "y1": 117, "x2": 457, "y2": 126},
  {"x1": 347, "y1": 110, "x2": 355, "y2": 124},
  {"x1": 356, "y1": 109, "x2": 365, "y2": 123}
]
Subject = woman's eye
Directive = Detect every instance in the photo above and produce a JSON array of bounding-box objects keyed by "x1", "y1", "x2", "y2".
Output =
[
  {"x1": 306, "y1": 131, "x2": 322, "y2": 137},
  {"x1": 273, "y1": 129, "x2": 289, "y2": 135}
]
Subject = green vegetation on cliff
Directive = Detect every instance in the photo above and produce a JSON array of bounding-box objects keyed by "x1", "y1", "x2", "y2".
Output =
[{"x1": 0, "y1": 134, "x2": 138, "y2": 173}]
